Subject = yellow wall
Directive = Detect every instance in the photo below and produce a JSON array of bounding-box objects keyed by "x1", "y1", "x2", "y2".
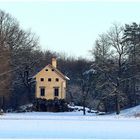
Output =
[{"x1": 35, "y1": 65, "x2": 66, "y2": 100}]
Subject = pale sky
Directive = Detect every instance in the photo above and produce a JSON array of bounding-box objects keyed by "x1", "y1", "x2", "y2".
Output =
[{"x1": 1, "y1": 1, "x2": 140, "y2": 58}]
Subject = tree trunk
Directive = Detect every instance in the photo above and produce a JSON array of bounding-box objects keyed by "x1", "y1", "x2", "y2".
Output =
[
  {"x1": 83, "y1": 104, "x2": 86, "y2": 115},
  {"x1": 82, "y1": 97, "x2": 86, "y2": 115},
  {"x1": 115, "y1": 93, "x2": 120, "y2": 115},
  {"x1": 132, "y1": 77, "x2": 136, "y2": 106}
]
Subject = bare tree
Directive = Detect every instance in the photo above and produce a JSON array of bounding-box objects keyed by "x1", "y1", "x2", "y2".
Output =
[
  {"x1": 107, "y1": 24, "x2": 127, "y2": 114},
  {"x1": 90, "y1": 24, "x2": 128, "y2": 114},
  {"x1": 0, "y1": 10, "x2": 40, "y2": 109},
  {"x1": 0, "y1": 45, "x2": 11, "y2": 110}
]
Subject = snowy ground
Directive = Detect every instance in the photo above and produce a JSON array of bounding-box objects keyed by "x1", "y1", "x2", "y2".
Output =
[{"x1": 0, "y1": 106, "x2": 140, "y2": 139}]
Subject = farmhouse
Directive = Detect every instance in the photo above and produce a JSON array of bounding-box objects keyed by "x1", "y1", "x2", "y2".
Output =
[{"x1": 34, "y1": 58, "x2": 69, "y2": 100}]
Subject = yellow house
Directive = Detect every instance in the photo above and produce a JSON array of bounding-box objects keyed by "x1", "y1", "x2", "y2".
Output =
[{"x1": 34, "y1": 58, "x2": 69, "y2": 100}]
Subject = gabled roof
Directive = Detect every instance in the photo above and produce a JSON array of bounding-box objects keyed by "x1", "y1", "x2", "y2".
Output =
[{"x1": 33, "y1": 64, "x2": 70, "y2": 80}]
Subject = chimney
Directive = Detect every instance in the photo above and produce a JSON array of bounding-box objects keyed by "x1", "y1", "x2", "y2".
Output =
[{"x1": 52, "y1": 58, "x2": 57, "y2": 68}]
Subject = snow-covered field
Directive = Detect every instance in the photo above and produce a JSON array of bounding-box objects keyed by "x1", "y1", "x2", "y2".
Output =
[{"x1": 0, "y1": 106, "x2": 140, "y2": 139}]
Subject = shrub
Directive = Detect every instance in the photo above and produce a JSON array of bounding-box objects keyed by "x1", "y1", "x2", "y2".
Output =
[{"x1": 33, "y1": 98, "x2": 69, "y2": 112}]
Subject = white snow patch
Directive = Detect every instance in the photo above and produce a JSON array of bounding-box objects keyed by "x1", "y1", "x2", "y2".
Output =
[
  {"x1": 0, "y1": 105, "x2": 140, "y2": 139},
  {"x1": 119, "y1": 105, "x2": 140, "y2": 117},
  {"x1": 65, "y1": 75, "x2": 70, "y2": 80},
  {"x1": 83, "y1": 68, "x2": 96, "y2": 75}
]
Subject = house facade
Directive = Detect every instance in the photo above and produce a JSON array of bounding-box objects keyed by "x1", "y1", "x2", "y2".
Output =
[{"x1": 34, "y1": 58, "x2": 69, "y2": 100}]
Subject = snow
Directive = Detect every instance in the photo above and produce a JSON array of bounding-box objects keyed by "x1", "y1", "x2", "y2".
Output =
[
  {"x1": 0, "y1": 105, "x2": 140, "y2": 139},
  {"x1": 19, "y1": 103, "x2": 33, "y2": 110},
  {"x1": 119, "y1": 105, "x2": 140, "y2": 117},
  {"x1": 83, "y1": 68, "x2": 96, "y2": 75},
  {"x1": 65, "y1": 75, "x2": 70, "y2": 80}
]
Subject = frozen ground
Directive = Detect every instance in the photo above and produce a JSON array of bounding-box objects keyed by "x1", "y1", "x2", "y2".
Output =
[{"x1": 0, "y1": 106, "x2": 140, "y2": 139}]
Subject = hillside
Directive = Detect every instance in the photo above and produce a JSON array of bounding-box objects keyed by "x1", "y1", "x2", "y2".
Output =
[{"x1": 119, "y1": 105, "x2": 140, "y2": 117}]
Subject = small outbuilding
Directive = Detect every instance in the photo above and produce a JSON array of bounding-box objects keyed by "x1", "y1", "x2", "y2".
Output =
[{"x1": 34, "y1": 58, "x2": 69, "y2": 100}]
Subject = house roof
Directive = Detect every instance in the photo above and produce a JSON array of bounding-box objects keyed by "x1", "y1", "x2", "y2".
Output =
[{"x1": 33, "y1": 64, "x2": 70, "y2": 80}]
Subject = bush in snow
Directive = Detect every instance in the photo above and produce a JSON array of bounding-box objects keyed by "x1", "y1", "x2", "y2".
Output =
[
  {"x1": 0, "y1": 109, "x2": 4, "y2": 115},
  {"x1": 134, "y1": 113, "x2": 140, "y2": 117},
  {"x1": 34, "y1": 98, "x2": 69, "y2": 112}
]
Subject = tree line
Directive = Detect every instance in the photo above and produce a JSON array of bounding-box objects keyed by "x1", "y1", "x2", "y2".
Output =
[
  {"x1": 0, "y1": 10, "x2": 140, "y2": 114},
  {"x1": 60, "y1": 23, "x2": 140, "y2": 115},
  {"x1": 78, "y1": 23, "x2": 140, "y2": 114}
]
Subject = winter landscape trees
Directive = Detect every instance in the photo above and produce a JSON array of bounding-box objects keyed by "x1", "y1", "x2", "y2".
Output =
[
  {"x1": 88, "y1": 23, "x2": 140, "y2": 114},
  {"x1": 0, "y1": 9, "x2": 140, "y2": 114},
  {"x1": 0, "y1": 10, "x2": 40, "y2": 109}
]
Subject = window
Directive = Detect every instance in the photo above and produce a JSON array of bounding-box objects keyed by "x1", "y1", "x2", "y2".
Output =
[
  {"x1": 56, "y1": 78, "x2": 59, "y2": 82},
  {"x1": 136, "y1": 86, "x2": 140, "y2": 91},
  {"x1": 54, "y1": 88, "x2": 59, "y2": 96},
  {"x1": 48, "y1": 78, "x2": 51, "y2": 82},
  {"x1": 40, "y1": 87, "x2": 45, "y2": 96},
  {"x1": 40, "y1": 78, "x2": 44, "y2": 81}
]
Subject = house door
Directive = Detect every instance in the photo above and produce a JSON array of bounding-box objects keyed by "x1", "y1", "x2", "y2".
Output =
[{"x1": 54, "y1": 87, "x2": 59, "y2": 97}]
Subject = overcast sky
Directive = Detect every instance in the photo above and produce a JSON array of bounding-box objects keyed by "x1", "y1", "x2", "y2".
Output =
[{"x1": 1, "y1": 1, "x2": 140, "y2": 58}]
